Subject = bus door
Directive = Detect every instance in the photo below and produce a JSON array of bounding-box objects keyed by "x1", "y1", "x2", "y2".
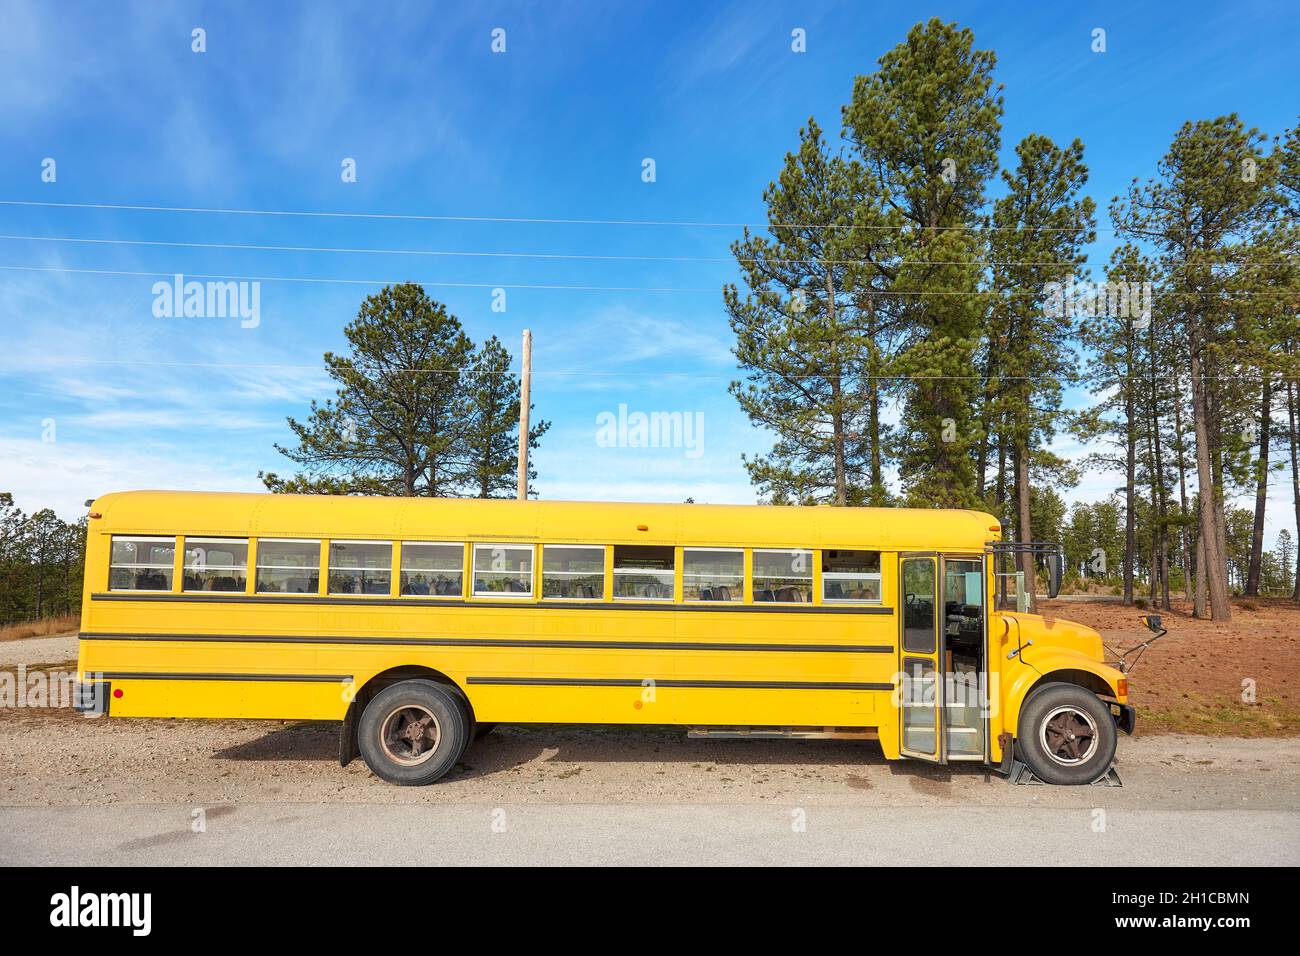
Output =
[
  {"x1": 899, "y1": 554, "x2": 944, "y2": 762},
  {"x1": 940, "y1": 555, "x2": 988, "y2": 761}
]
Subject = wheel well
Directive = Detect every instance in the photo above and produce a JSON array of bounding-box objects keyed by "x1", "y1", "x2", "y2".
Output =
[
  {"x1": 340, "y1": 666, "x2": 473, "y2": 767},
  {"x1": 1028, "y1": 669, "x2": 1114, "y2": 701},
  {"x1": 354, "y1": 665, "x2": 470, "y2": 713}
]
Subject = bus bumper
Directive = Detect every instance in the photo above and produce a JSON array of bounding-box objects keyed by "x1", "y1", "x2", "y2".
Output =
[
  {"x1": 1112, "y1": 703, "x2": 1136, "y2": 735},
  {"x1": 72, "y1": 680, "x2": 110, "y2": 717}
]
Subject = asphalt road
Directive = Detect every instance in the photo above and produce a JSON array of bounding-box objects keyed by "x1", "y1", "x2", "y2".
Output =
[
  {"x1": 2, "y1": 638, "x2": 1297, "y2": 866},
  {"x1": 3, "y1": 802, "x2": 1295, "y2": 866}
]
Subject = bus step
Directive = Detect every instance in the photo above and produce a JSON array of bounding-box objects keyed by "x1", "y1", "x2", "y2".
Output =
[
  {"x1": 688, "y1": 726, "x2": 878, "y2": 741},
  {"x1": 1006, "y1": 758, "x2": 1123, "y2": 787}
]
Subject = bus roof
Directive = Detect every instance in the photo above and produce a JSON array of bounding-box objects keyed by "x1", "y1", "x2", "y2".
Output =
[{"x1": 89, "y1": 490, "x2": 1001, "y2": 551}]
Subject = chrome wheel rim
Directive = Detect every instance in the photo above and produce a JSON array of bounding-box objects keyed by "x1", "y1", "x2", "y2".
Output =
[
  {"x1": 1040, "y1": 705, "x2": 1099, "y2": 766},
  {"x1": 379, "y1": 704, "x2": 441, "y2": 766}
]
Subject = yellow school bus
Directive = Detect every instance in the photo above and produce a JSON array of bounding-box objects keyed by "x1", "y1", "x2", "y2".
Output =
[{"x1": 75, "y1": 491, "x2": 1134, "y2": 785}]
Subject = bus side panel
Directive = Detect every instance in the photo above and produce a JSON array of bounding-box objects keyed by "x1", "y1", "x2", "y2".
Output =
[{"x1": 104, "y1": 676, "x2": 349, "y2": 720}]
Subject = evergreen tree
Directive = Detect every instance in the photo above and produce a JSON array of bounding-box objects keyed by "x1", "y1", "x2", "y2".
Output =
[
  {"x1": 985, "y1": 134, "x2": 1095, "y2": 606},
  {"x1": 725, "y1": 119, "x2": 897, "y2": 504},
  {"x1": 1111, "y1": 115, "x2": 1273, "y2": 620},
  {"x1": 843, "y1": 17, "x2": 1003, "y2": 508},
  {"x1": 262, "y1": 283, "x2": 545, "y2": 498}
]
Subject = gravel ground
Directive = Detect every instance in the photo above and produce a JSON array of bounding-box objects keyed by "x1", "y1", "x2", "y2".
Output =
[
  {"x1": 3, "y1": 708, "x2": 1298, "y2": 811},
  {"x1": 0, "y1": 634, "x2": 77, "y2": 668}
]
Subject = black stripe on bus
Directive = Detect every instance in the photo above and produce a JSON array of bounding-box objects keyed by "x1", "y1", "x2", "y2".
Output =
[
  {"x1": 96, "y1": 671, "x2": 352, "y2": 683},
  {"x1": 89, "y1": 592, "x2": 894, "y2": 614},
  {"x1": 465, "y1": 676, "x2": 894, "y2": 691},
  {"x1": 78, "y1": 633, "x2": 894, "y2": 654}
]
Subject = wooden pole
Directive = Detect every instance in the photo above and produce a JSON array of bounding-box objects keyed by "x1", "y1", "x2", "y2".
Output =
[{"x1": 516, "y1": 328, "x2": 532, "y2": 500}]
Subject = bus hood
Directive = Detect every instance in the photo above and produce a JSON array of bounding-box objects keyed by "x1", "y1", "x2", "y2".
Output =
[{"x1": 999, "y1": 612, "x2": 1105, "y2": 663}]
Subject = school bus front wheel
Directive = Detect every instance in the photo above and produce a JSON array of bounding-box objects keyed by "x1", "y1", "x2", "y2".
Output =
[{"x1": 1014, "y1": 682, "x2": 1119, "y2": 785}]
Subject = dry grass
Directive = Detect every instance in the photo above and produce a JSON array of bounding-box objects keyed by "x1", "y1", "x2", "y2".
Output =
[
  {"x1": 0, "y1": 614, "x2": 79, "y2": 642},
  {"x1": 1038, "y1": 597, "x2": 1300, "y2": 737}
]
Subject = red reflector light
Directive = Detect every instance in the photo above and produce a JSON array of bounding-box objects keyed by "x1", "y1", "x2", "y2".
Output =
[{"x1": 113, "y1": 689, "x2": 123, "y2": 698}]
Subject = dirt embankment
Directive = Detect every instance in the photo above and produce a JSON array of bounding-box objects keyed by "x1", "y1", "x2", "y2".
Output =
[{"x1": 1038, "y1": 597, "x2": 1300, "y2": 736}]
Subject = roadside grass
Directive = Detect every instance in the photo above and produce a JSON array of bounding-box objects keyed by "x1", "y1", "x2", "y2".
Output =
[
  {"x1": 1139, "y1": 695, "x2": 1300, "y2": 737},
  {"x1": 0, "y1": 614, "x2": 79, "y2": 642}
]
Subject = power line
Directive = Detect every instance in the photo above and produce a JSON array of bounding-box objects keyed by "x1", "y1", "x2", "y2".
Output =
[
  {"x1": 1, "y1": 231, "x2": 1295, "y2": 271},
  {"x1": 0, "y1": 264, "x2": 716, "y2": 294},
  {"x1": 5, "y1": 197, "x2": 1292, "y2": 236},
  {"x1": 4, "y1": 355, "x2": 1291, "y2": 383},
  {"x1": 3, "y1": 263, "x2": 1297, "y2": 297}
]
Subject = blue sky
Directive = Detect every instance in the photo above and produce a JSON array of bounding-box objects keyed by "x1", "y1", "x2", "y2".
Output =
[{"x1": 0, "y1": 0, "x2": 1296, "y2": 547}]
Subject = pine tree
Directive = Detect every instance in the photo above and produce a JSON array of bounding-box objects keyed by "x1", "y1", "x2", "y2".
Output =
[
  {"x1": 263, "y1": 283, "x2": 510, "y2": 497},
  {"x1": 842, "y1": 18, "x2": 1003, "y2": 508},
  {"x1": 1112, "y1": 116, "x2": 1273, "y2": 620},
  {"x1": 985, "y1": 134, "x2": 1094, "y2": 607},
  {"x1": 726, "y1": 119, "x2": 897, "y2": 504}
]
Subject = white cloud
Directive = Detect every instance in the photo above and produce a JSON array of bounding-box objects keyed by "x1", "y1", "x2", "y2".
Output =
[{"x1": 0, "y1": 436, "x2": 264, "y2": 520}]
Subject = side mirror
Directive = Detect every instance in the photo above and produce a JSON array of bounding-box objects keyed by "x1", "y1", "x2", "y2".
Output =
[
  {"x1": 1141, "y1": 614, "x2": 1163, "y2": 633},
  {"x1": 1046, "y1": 551, "x2": 1063, "y2": 599}
]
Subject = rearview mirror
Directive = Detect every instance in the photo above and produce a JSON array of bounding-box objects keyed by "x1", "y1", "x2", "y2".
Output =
[
  {"x1": 1046, "y1": 550, "x2": 1062, "y2": 599},
  {"x1": 1141, "y1": 614, "x2": 1162, "y2": 633}
]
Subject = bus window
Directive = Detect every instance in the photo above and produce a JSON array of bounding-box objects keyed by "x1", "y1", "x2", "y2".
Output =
[
  {"x1": 109, "y1": 536, "x2": 176, "y2": 591},
  {"x1": 472, "y1": 544, "x2": 534, "y2": 597},
  {"x1": 683, "y1": 548, "x2": 742, "y2": 602},
  {"x1": 752, "y1": 549, "x2": 812, "y2": 602},
  {"x1": 612, "y1": 545, "x2": 674, "y2": 600},
  {"x1": 183, "y1": 538, "x2": 248, "y2": 592},
  {"x1": 255, "y1": 540, "x2": 321, "y2": 594},
  {"x1": 329, "y1": 541, "x2": 393, "y2": 595},
  {"x1": 822, "y1": 549, "x2": 882, "y2": 602},
  {"x1": 902, "y1": 559, "x2": 937, "y2": 653},
  {"x1": 400, "y1": 542, "x2": 463, "y2": 596},
  {"x1": 542, "y1": 545, "x2": 605, "y2": 599}
]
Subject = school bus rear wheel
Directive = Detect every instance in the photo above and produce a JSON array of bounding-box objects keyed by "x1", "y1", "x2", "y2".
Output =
[{"x1": 358, "y1": 680, "x2": 469, "y2": 785}]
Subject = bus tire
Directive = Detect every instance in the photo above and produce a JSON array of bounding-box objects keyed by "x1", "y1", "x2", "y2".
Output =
[
  {"x1": 1016, "y1": 683, "x2": 1117, "y2": 786},
  {"x1": 358, "y1": 679, "x2": 469, "y2": 786}
]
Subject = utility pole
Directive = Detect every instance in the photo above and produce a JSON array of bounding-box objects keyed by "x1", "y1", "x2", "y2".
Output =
[{"x1": 516, "y1": 328, "x2": 532, "y2": 500}]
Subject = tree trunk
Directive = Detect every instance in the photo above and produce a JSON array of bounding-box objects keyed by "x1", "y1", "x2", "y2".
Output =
[
  {"x1": 1245, "y1": 377, "x2": 1272, "y2": 596},
  {"x1": 1123, "y1": 372, "x2": 1137, "y2": 606},
  {"x1": 1289, "y1": 379, "x2": 1300, "y2": 601},
  {"x1": 1014, "y1": 440, "x2": 1035, "y2": 613},
  {"x1": 1173, "y1": 379, "x2": 1193, "y2": 602},
  {"x1": 1147, "y1": 319, "x2": 1171, "y2": 609},
  {"x1": 1189, "y1": 330, "x2": 1231, "y2": 619},
  {"x1": 866, "y1": 297, "x2": 883, "y2": 503},
  {"x1": 994, "y1": 435, "x2": 1007, "y2": 517},
  {"x1": 826, "y1": 271, "x2": 847, "y2": 506},
  {"x1": 975, "y1": 344, "x2": 998, "y2": 499},
  {"x1": 1194, "y1": 524, "x2": 1208, "y2": 618}
]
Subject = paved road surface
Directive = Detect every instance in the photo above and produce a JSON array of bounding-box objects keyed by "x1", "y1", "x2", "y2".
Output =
[{"x1": 3, "y1": 802, "x2": 1295, "y2": 866}]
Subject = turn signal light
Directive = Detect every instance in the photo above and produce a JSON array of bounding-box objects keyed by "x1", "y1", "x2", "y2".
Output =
[{"x1": 1116, "y1": 679, "x2": 1128, "y2": 699}]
